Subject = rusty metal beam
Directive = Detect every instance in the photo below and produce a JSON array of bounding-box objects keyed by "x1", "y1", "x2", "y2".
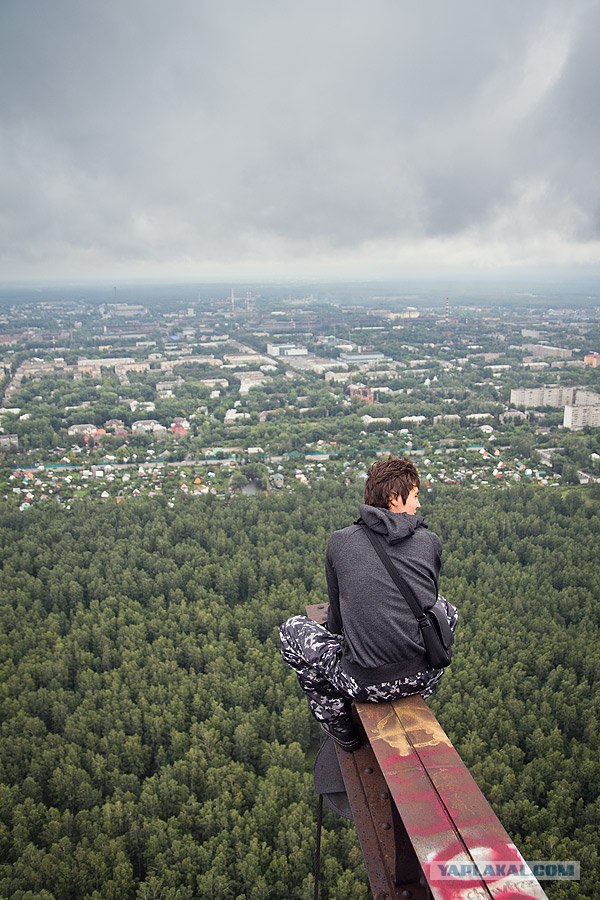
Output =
[
  {"x1": 305, "y1": 602, "x2": 549, "y2": 900},
  {"x1": 335, "y1": 731, "x2": 431, "y2": 900},
  {"x1": 356, "y1": 696, "x2": 548, "y2": 899},
  {"x1": 307, "y1": 603, "x2": 430, "y2": 897}
]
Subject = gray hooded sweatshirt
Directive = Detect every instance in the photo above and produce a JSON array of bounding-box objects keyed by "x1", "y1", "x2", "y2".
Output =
[{"x1": 325, "y1": 503, "x2": 442, "y2": 684}]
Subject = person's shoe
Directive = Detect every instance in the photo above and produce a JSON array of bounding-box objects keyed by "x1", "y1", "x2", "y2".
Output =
[{"x1": 320, "y1": 718, "x2": 362, "y2": 753}]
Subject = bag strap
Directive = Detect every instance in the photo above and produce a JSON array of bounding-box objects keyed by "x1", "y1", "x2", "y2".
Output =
[{"x1": 358, "y1": 520, "x2": 428, "y2": 624}]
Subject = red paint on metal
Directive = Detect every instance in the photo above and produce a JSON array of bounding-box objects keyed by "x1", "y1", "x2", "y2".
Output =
[
  {"x1": 356, "y1": 697, "x2": 548, "y2": 900},
  {"x1": 304, "y1": 602, "x2": 547, "y2": 899},
  {"x1": 336, "y1": 739, "x2": 430, "y2": 899}
]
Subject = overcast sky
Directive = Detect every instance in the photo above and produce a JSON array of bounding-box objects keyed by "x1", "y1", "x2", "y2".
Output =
[{"x1": 1, "y1": 0, "x2": 599, "y2": 283}]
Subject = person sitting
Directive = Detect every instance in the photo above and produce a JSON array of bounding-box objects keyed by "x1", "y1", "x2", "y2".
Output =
[{"x1": 280, "y1": 457, "x2": 458, "y2": 751}]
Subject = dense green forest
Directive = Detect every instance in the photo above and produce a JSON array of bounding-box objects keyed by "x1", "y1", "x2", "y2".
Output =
[{"x1": 0, "y1": 482, "x2": 598, "y2": 898}]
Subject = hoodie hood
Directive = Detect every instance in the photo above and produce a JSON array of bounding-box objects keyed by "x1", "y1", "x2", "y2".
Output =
[{"x1": 358, "y1": 503, "x2": 428, "y2": 544}]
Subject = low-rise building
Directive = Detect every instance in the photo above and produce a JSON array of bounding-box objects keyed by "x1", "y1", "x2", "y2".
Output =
[
  {"x1": 267, "y1": 342, "x2": 308, "y2": 356},
  {"x1": 500, "y1": 409, "x2": 527, "y2": 424},
  {"x1": 132, "y1": 419, "x2": 163, "y2": 433},
  {"x1": 523, "y1": 344, "x2": 572, "y2": 359},
  {"x1": 78, "y1": 357, "x2": 137, "y2": 376},
  {"x1": 67, "y1": 423, "x2": 96, "y2": 436},
  {"x1": 361, "y1": 414, "x2": 392, "y2": 427},
  {"x1": 238, "y1": 372, "x2": 271, "y2": 395},
  {"x1": 339, "y1": 351, "x2": 387, "y2": 364},
  {"x1": 104, "y1": 418, "x2": 127, "y2": 432},
  {"x1": 0, "y1": 433, "x2": 19, "y2": 450},
  {"x1": 401, "y1": 415, "x2": 427, "y2": 424},
  {"x1": 433, "y1": 414, "x2": 461, "y2": 424},
  {"x1": 324, "y1": 371, "x2": 351, "y2": 383},
  {"x1": 160, "y1": 355, "x2": 222, "y2": 372},
  {"x1": 224, "y1": 409, "x2": 251, "y2": 424},
  {"x1": 224, "y1": 353, "x2": 272, "y2": 367},
  {"x1": 170, "y1": 418, "x2": 190, "y2": 436},
  {"x1": 349, "y1": 384, "x2": 376, "y2": 403}
]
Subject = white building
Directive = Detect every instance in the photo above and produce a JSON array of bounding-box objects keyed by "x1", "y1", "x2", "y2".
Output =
[
  {"x1": 510, "y1": 386, "x2": 577, "y2": 408},
  {"x1": 340, "y1": 352, "x2": 387, "y2": 363},
  {"x1": 67, "y1": 423, "x2": 97, "y2": 436},
  {"x1": 267, "y1": 342, "x2": 308, "y2": 357},
  {"x1": 238, "y1": 372, "x2": 272, "y2": 395},
  {"x1": 224, "y1": 409, "x2": 251, "y2": 424},
  {"x1": 401, "y1": 415, "x2": 427, "y2": 425},
  {"x1": 132, "y1": 419, "x2": 166, "y2": 433},
  {"x1": 361, "y1": 414, "x2": 392, "y2": 427},
  {"x1": 563, "y1": 405, "x2": 600, "y2": 430},
  {"x1": 523, "y1": 344, "x2": 572, "y2": 359},
  {"x1": 575, "y1": 389, "x2": 600, "y2": 406}
]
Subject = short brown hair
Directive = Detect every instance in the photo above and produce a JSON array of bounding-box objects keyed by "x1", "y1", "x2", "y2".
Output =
[{"x1": 364, "y1": 457, "x2": 420, "y2": 509}]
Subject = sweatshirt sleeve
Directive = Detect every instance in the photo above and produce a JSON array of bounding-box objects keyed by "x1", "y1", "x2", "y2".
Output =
[
  {"x1": 431, "y1": 531, "x2": 442, "y2": 578},
  {"x1": 325, "y1": 539, "x2": 343, "y2": 634}
]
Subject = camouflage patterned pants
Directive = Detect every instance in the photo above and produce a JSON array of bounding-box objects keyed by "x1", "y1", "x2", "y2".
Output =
[{"x1": 280, "y1": 598, "x2": 457, "y2": 724}]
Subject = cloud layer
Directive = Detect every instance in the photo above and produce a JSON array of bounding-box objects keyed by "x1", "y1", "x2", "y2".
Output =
[{"x1": 1, "y1": 0, "x2": 599, "y2": 280}]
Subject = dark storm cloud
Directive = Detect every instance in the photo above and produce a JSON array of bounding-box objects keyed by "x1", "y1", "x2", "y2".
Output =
[
  {"x1": 0, "y1": 0, "x2": 598, "y2": 278},
  {"x1": 519, "y1": 1, "x2": 600, "y2": 239}
]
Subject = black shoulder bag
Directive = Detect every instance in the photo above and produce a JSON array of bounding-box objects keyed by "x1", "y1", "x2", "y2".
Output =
[{"x1": 359, "y1": 521, "x2": 454, "y2": 669}]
